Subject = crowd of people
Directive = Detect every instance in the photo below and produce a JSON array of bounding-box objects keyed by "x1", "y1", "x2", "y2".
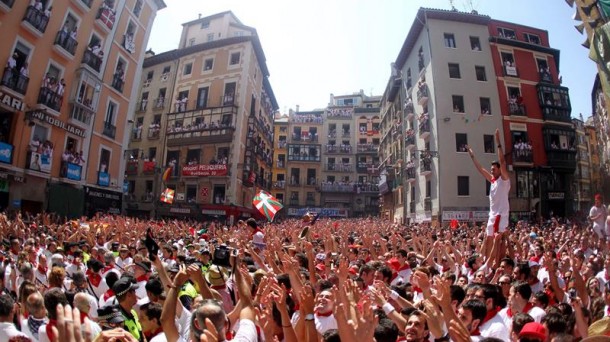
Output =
[{"x1": 0, "y1": 197, "x2": 609, "y2": 342}]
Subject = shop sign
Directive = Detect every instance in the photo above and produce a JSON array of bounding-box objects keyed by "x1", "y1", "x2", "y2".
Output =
[
  {"x1": 182, "y1": 164, "x2": 228, "y2": 177},
  {"x1": 0, "y1": 142, "x2": 13, "y2": 164},
  {"x1": 28, "y1": 152, "x2": 52, "y2": 173},
  {"x1": 87, "y1": 188, "x2": 121, "y2": 200},
  {"x1": 27, "y1": 110, "x2": 86, "y2": 137},
  {"x1": 201, "y1": 209, "x2": 226, "y2": 215},
  {"x1": 287, "y1": 207, "x2": 348, "y2": 217},
  {"x1": 442, "y1": 210, "x2": 489, "y2": 222},
  {"x1": 0, "y1": 90, "x2": 26, "y2": 111},
  {"x1": 12, "y1": 199, "x2": 21, "y2": 208},
  {"x1": 548, "y1": 192, "x2": 564, "y2": 200},
  {"x1": 170, "y1": 207, "x2": 191, "y2": 214}
]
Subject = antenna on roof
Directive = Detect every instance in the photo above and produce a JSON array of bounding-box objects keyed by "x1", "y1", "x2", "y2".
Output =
[
  {"x1": 462, "y1": 0, "x2": 480, "y2": 14},
  {"x1": 449, "y1": 0, "x2": 457, "y2": 11}
]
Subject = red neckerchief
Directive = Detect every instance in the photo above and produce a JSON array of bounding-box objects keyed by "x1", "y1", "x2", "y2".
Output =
[
  {"x1": 101, "y1": 265, "x2": 114, "y2": 274},
  {"x1": 86, "y1": 270, "x2": 102, "y2": 287},
  {"x1": 315, "y1": 310, "x2": 333, "y2": 317},
  {"x1": 491, "y1": 177, "x2": 496, "y2": 184},
  {"x1": 507, "y1": 302, "x2": 534, "y2": 318},
  {"x1": 442, "y1": 266, "x2": 450, "y2": 272},
  {"x1": 80, "y1": 311, "x2": 89, "y2": 322},
  {"x1": 144, "y1": 327, "x2": 164, "y2": 341},
  {"x1": 250, "y1": 228, "x2": 263, "y2": 238},
  {"x1": 482, "y1": 306, "x2": 500, "y2": 324},
  {"x1": 46, "y1": 319, "x2": 57, "y2": 342},
  {"x1": 531, "y1": 255, "x2": 541, "y2": 262},
  {"x1": 136, "y1": 275, "x2": 149, "y2": 283},
  {"x1": 103, "y1": 289, "x2": 114, "y2": 301},
  {"x1": 211, "y1": 284, "x2": 226, "y2": 290},
  {"x1": 413, "y1": 286, "x2": 423, "y2": 293},
  {"x1": 397, "y1": 337, "x2": 407, "y2": 342},
  {"x1": 471, "y1": 327, "x2": 481, "y2": 336},
  {"x1": 605, "y1": 272, "x2": 610, "y2": 281},
  {"x1": 37, "y1": 264, "x2": 47, "y2": 275},
  {"x1": 398, "y1": 264, "x2": 410, "y2": 272}
]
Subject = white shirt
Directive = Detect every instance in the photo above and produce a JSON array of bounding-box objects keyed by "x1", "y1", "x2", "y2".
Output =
[
  {"x1": 391, "y1": 266, "x2": 412, "y2": 286},
  {"x1": 232, "y1": 319, "x2": 257, "y2": 342},
  {"x1": 115, "y1": 256, "x2": 133, "y2": 270},
  {"x1": 314, "y1": 314, "x2": 338, "y2": 335},
  {"x1": 489, "y1": 178, "x2": 510, "y2": 215},
  {"x1": 499, "y1": 305, "x2": 546, "y2": 328},
  {"x1": 0, "y1": 322, "x2": 29, "y2": 341},
  {"x1": 590, "y1": 205, "x2": 607, "y2": 232},
  {"x1": 479, "y1": 312, "x2": 509, "y2": 341}
]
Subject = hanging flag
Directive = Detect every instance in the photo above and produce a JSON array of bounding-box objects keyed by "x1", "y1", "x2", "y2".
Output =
[
  {"x1": 450, "y1": 219, "x2": 459, "y2": 230},
  {"x1": 252, "y1": 190, "x2": 283, "y2": 222},
  {"x1": 160, "y1": 188, "x2": 175, "y2": 204},
  {"x1": 162, "y1": 167, "x2": 172, "y2": 182}
]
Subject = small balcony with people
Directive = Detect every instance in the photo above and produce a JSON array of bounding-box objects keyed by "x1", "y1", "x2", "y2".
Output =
[
  {"x1": 502, "y1": 60, "x2": 519, "y2": 78},
  {"x1": 420, "y1": 152, "x2": 433, "y2": 176},
  {"x1": 417, "y1": 80, "x2": 429, "y2": 106},
  {"x1": 54, "y1": 25, "x2": 79, "y2": 56},
  {"x1": 544, "y1": 127, "x2": 577, "y2": 170},
  {"x1": 153, "y1": 97, "x2": 166, "y2": 110},
  {"x1": 148, "y1": 123, "x2": 160, "y2": 139},
  {"x1": 538, "y1": 85, "x2": 571, "y2": 123},
  {"x1": 1, "y1": 0, "x2": 15, "y2": 11},
  {"x1": 1, "y1": 64, "x2": 29, "y2": 96},
  {"x1": 404, "y1": 98, "x2": 415, "y2": 120},
  {"x1": 166, "y1": 109, "x2": 237, "y2": 146},
  {"x1": 512, "y1": 142, "x2": 533, "y2": 164},
  {"x1": 405, "y1": 160, "x2": 416, "y2": 182},
  {"x1": 418, "y1": 113, "x2": 430, "y2": 139},
  {"x1": 102, "y1": 121, "x2": 116, "y2": 139},
  {"x1": 507, "y1": 87, "x2": 526, "y2": 116},
  {"x1": 405, "y1": 129, "x2": 416, "y2": 149},
  {"x1": 22, "y1": 3, "x2": 50, "y2": 34},
  {"x1": 82, "y1": 44, "x2": 103, "y2": 72},
  {"x1": 325, "y1": 163, "x2": 352, "y2": 173},
  {"x1": 96, "y1": 0, "x2": 116, "y2": 31},
  {"x1": 356, "y1": 143, "x2": 378, "y2": 154},
  {"x1": 37, "y1": 79, "x2": 65, "y2": 113},
  {"x1": 272, "y1": 180, "x2": 285, "y2": 189}
]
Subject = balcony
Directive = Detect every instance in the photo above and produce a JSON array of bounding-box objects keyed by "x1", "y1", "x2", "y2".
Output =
[
  {"x1": 102, "y1": 122, "x2": 116, "y2": 139},
  {"x1": 287, "y1": 154, "x2": 320, "y2": 162},
  {"x1": 327, "y1": 107, "x2": 353, "y2": 119},
  {"x1": 288, "y1": 199, "x2": 299, "y2": 206},
  {"x1": 54, "y1": 30, "x2": 78, "y2": 56},
  {"x1": 37, "y1": 87, "x2": 63, "y2": 112},
  {"x1": 290, "y1": 114, "x2": 323, "y2": 124},
  {"x1": 78, "y1": 0, "x2": 93, "y2": 8},
  {"x1": 111, "y1": 73, "x2": 124, "y2": 92},
  {"x1": 542, "y1": 108, "x2": 571, "y2": 123},
  {"x1": 356, "y1": 162, "x2": 375, "y2": 173},
  {"x1": 148, "y1": 126, "x2": 160, "y2": 139},
  {"x1": 292, "y1": 134, "x2": 318, "y2": 143},
  {"x1": 424, "y1": 198, "x2": 432, "y2": 212},
  {"x1": 320, "y1": 183, "x2": 352, "y2": 193},
  {"x1": 508, "y1": 103, "x2": 527, "y2": 116},
  {"x1": 23, "y1": 5, "x2": 49, "y2": 34},
  {"x1": 277, "y1": 141, "x2": 287, "y2": 149},
  {"x1": 305, "y1": 178, "x2": 317, "y2": 187},
  {"x1": 221, "y1": 94, "x2": 235, "y2": 106},
  {"x1": 356, "y1": 144, "x2": 378, "y2": 153},
  {"x1": 420, "y1": 159, "x2": 432, "y2": 176},
  {"x1": 276, "y1": 160, "x2": 285, "y2": 168},
  {"x1": 326, "y1": 144, "x2": 352, "y2": 154},
  {"x1": 405, "y1": 133, "x2": 416, "y2": 149},
  {"x1": 503, "y1": 64, "x2": 519, "y2": 78},
  {"x1": 410, "y1": 201, "x2": 416, "y2": 213},
  {"x1": 1, "y1": 67, "x2": 29, "y2": 95},
  {"x1": 419, "y1": 117, "x2": 430, "y2": 139},
  {"x1": 1, "y1": 0, "x2": 15, "y2": 10},
  {"x1": 406, "y1": 167, "x2": 416, "y2": 182},
  {"x1": 306, "y1": 199, "x2": 316, "y2": 206},
  {"x1": 546, "y1": 150, "x2": 576, "y2": 171},
  {"x1": 417, "y1": 83, "x2": 429, "y2": 106},
  {"x1": 96, "y1": 3, "x2": 116, "y2": 31},
  {"x1": 82, "y1": 49, "x2": 102, "y2": 72},
  {"x1": 153, "y1": 97, "x2": 166, "y2": 110},
  {"x1": 341, "y1": 131, "x2": 351, "y2": 138},
  {"x1": 513, "y1": 149, "x2": 533, "y2": 164},
  {"x1": 273, "y1": 181, "x2": 285, "y2": 189},
  {"x1": 539, "y1": 71, "x2": 553, "y2": 84},
  {"x1": 405, "y1": 101, "x2": 415, "y2": 120},
  {"x1": 136, "y1": 99, "x2": 148, "y2": 113},
  {"x1": 325, "y1": 163, "x2": 352, "y2": 172}
]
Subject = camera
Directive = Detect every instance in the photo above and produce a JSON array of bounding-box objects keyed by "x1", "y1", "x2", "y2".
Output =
[
  {"x1": 568, "y1": 288, "x2": 577, "y2": 299},
  {"x1": 212, "y1": 244, "x2": 232, "y2": 267}
]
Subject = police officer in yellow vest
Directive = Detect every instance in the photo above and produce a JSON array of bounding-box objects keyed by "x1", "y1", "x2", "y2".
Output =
[
  {"x1": 112, "y1": 278, "x2": 144, "y2": 341},
  {"x1": 168, "y1": 264, "x2": 198, "y2": 310}
]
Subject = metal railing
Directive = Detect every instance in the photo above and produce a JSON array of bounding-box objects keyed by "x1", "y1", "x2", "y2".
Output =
[
  {"x1": 37, "y1": 87, "x2": 63, "y2": 112},
  {"x1": 1, "y1": 67, "x2": 29, "y2": 95},
  {"x1": 82, "y1": 49, "x2": 102, "y2": 72},
  {"x1": 23, "y1": 5, "x2": 49, "y2": 33},
  {"x1": 102, "y1": 122, "x2": 116, "y2": 139},
  {"x1": 54, "y1": 30, "x2": 78, "y2": 55}
]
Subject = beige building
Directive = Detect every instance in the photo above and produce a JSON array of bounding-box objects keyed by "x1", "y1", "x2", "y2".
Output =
[
  {"x1": 125, "y1": 11, "x2": 278, "y2": 220},
  {"x1": 380, "y1": 9, "x2": 503, "y2": 224},
  {"x1": 0, "y1": 0, "x2": 165, "y2": 217}
]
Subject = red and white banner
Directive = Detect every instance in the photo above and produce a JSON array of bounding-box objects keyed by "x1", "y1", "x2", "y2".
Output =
[{"x1": 182, "y1": 164, "x2": 228, "y2": 177}]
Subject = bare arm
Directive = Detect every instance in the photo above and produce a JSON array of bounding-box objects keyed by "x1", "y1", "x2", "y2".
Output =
[
  {"x1": 495, "y1": 129, "x2": 509, "y2": 180},
  {"x1": 467, "y1": 146, "x2": 493, "y2": 182}
]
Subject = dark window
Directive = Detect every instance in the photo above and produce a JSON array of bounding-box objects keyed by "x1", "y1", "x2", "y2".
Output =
[
  {"x1": 458, "y1": 176, "x2": 469, "y2": 196},
  {"x1": 444, "y1": 33, "x2": 456, "y2": 48},
  {"x1": 230, "y1": 52, "x2": 240, "y2": 65},
  {"x1": 452, "y1": 95, "x2": 464, "y2": 113},
  {"x1": 201, "y1": 21, "x2": 210, "y2": 29},
  {"x1": 455, "y1": 133, "x2": 468, "y2": 152},
  {"x1": 146, "y1": 71, "x2": 153, "y2": 80},
  {"x1": 484, "y1": 135, "x2": 495, "y2": 154},
  {"x1": 411, "y1": 186, "x2": 415, "y2": 201},
  {"x1": 480, "y1": 97, "x2": 491, "y2": 115},
  {"x1": 183, "y1": 63, "x2": 192, "y2": 75},
  {"x1": 204, "y1": 58, "x2": 213, "y2": 71},
  {"x1": 426, "y1": 181, "x2": 431, "y2": 198},
  {"x1": 498, "y1": 27, "x2": 516, "y2": 39},
  {"x1": 523, "y1": 33, "x2": 540, "y2": 45},
  {"x1": 196, "y1": 87, "x2": 209, "y2": 109},
  {"x1": 470, "y1": 36, "x2": 481, "y2": 51},
  {"x1": 162, "y1": 66, "x2": 171, "y2": 74},
  {"x1": 449, "y1": 63, "x2": 461, "y2": 79},
  {"x1": 475, "y1": 66, "x2": 487, "y2": 81}
]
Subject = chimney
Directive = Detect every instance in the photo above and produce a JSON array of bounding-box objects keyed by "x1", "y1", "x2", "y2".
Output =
[
  {"x1": 296, "y1": 105, "x2": 300, "y2": 113},
  {"x1": 198, "y1": 13, "x2": 202, "y2": 19}
]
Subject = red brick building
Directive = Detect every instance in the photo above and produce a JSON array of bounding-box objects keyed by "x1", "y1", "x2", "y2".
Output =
[{"x1": 489, "y1": 20, "x2": 575, "y2": 220}]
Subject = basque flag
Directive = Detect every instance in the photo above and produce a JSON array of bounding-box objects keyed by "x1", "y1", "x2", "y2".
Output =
[{"x1": 252, "y1": 190, "x2": 283, "y2": 222}]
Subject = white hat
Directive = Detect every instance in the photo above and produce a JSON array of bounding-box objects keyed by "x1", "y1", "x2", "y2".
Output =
[
  {"x1": 252, "y1": 231, "x2": 266, "y2": 248},
  {"x1": 528, "y1": 260, "x2": 540, "y2": 268}
]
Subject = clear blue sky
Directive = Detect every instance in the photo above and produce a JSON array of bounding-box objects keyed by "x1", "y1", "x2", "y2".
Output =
[{"x1": 147, "y1": 0, "x2": 596, "y2": 119}]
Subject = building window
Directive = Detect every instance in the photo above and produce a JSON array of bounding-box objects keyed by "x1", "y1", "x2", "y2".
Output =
[
  {"x1": 204, "y1": 58, "x2": 213, "y2": 71},
  {"x1": 516, "y1": 171, "x2": 536, "y2": 198},
  {"x1": 207, "y1": 33, "x2": 214, "y2": 42},
  {"x1": 452, "y1": 95, "x2": 464, "y2": 113},
  {"x1": 498, "y1": 27, "x2": 516, "y2": 39},
  {"x1": 425, "y1": 180, "x2": 431, "y2": 198},
  {"x1": 480, "y1": 97, "x2": 491, "y2": 115},
  {"x1": 146, "y1": 71, "x2": 153, "y2": 80},
  {"x1": 448, "y1": 63, "x2": 461, "y2": 79},
  {"x1": 458, "y1": 176, "x2": 469, "y2": 196},
  {"x1": 523, "y1": 33, "x2": 541, "y2": 45},
  {"x1": 196, "y1": 87, "x2": 208, "y2": 109},
  {"x1": 183, "y1": 62, "x2": 192, "y2": 75},
  {"x1": 475, "y1": 66, "x2": 487, "y2": 81},
  {"x1": 189, "y1": 38, "x2": 195, "y2": 47},
  {"x1": 201, "y1": 21, "x2": 210, "y2": 29},
  {"x1": 133, "y1": 0, "x2": 143, "y2": 16},
  {"x1": 470, "y1": 36, "x2": 481, "y2": 51},
  {"x1": 99, "y1": 148, "x2": 111, "y2": 172},
  {"x1": 411, "y1": 186, "x2": 415, "y2": 201},
  {"x1": 455, "y1": 133, "x2": 468, "y2": 152},
  {"x1": 162, "y1": 66, "x2": 171, "y2": 74},
  {"x1": 230, "y1": 52, "x2": 240, "y2": 65},
  {"x1": 444, "y1": 33, "x2": 456, "y2": 48},
  {"x1": 484, "y1": 135, "x2": 495, "y2": 154}
]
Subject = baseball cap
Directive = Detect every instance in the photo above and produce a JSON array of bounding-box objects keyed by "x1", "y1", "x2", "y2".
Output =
[{"x1": 519, "y1": 322, "x2": 547, "y2": 341}]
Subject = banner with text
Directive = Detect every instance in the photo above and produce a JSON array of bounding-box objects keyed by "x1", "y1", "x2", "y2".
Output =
[{"x1": 182, "y1": 164, "x2": 228, "y2": 177}]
